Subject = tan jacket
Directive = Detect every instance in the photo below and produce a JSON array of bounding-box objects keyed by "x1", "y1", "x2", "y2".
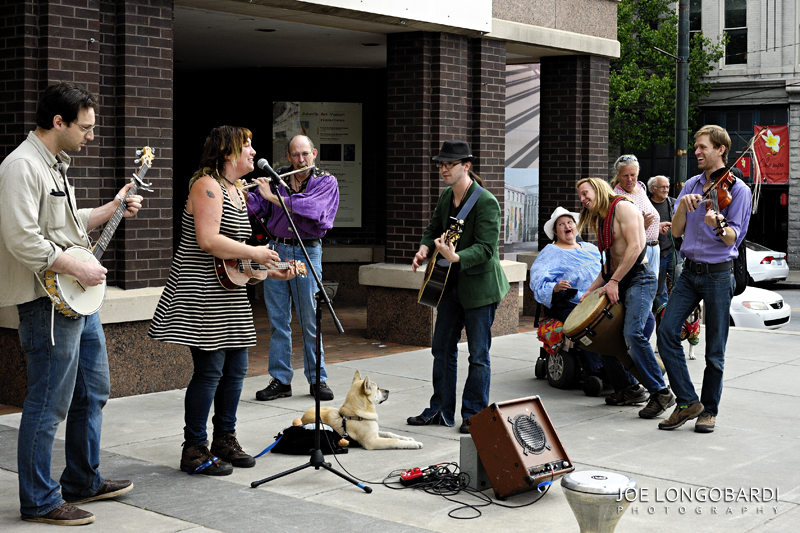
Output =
[{"x1": 0, "y1": 131, "x2": 92, "y2": 307}]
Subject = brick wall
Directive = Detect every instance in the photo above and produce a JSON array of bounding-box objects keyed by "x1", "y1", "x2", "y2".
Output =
[
  {"x1": 385, "y1": 32, "x2": 506, "y2": 264},
  {"x1": 539, "y1": 55, "x2": 610, "y2": 246},
  {"x1": 470, "y1": 38, "x2": 507, "y2": 256},
  {"x1": 0, "y1": 0, "x2": 173, "y2": 288}
]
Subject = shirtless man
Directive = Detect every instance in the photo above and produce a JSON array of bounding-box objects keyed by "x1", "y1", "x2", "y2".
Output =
[{"x1": 576, "y1": 177, "x2": 675, "y2": 419}]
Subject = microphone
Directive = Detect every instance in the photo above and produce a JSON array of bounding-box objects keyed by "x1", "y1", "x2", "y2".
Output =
[{"x1": 256, "y1": 159, "x2": 290, "y2": 188}]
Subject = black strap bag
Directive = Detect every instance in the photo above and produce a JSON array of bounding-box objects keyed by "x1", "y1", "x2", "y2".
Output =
[{"x1": 733, "y1": 239, "x2": 748, "y2": 296}]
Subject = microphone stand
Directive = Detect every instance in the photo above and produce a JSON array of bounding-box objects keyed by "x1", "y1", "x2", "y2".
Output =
[{"x1": 250, "y1": 176, "x2": 370, "y2": 493}]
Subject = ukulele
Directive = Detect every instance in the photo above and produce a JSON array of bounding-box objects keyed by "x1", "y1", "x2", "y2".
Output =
[{"x1": 214, "y1": 255, "x2": 306, "y2": 290}]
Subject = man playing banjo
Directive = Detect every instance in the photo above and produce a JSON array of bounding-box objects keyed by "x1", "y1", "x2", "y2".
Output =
[
  {"x1": 576, "y1": 177, "x2": 675, "y2": 419},
  {"x1": 0, "y1": 82, "x2": 142, "y2": 525}
]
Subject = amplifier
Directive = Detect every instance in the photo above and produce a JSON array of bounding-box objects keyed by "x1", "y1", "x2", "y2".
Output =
[{"x1": 466, "y1": 396, "x2": 573, "y2": 499}]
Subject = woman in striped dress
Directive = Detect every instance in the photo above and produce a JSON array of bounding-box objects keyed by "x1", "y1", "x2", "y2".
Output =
[{"x1": 149, "y1": 126, "x2": 296, "y2": 475}]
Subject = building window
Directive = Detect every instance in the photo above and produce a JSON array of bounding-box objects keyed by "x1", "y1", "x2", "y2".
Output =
[
  {"x1": 724, "y1": 0, "x2": 747, "y2": 65},
  {"x1": 689, "y1": 0, "x2": 702, "y2": 37}
]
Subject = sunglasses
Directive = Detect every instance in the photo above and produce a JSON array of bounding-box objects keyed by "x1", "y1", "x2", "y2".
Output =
[{"x1": 618, "y1": 155, "x2": 638, "y2": 163}]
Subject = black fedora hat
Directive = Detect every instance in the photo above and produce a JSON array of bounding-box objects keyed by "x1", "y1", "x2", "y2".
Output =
[{"x1": 432, "y1": 140, "x2": 475, "y2": 162}]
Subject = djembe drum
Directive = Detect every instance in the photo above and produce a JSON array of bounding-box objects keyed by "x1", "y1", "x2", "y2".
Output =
[{"x1": 563, "y1": 288, "x2": 664, "y2": 383}]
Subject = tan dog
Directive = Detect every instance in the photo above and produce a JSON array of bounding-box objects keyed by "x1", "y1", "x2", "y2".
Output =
[{"x1": 299, "y1": 370, "x2": 423, "y2": 450}]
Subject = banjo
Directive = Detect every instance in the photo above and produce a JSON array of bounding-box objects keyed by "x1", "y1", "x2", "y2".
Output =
[{"x1": 44, "y1": 147, "x2": 155, "y2": 319}]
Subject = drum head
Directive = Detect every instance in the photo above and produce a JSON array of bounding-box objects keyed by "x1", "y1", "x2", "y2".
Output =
[
  {"x1": 563, "y1": 289, "x2": 609, "y2": 336},
  {"x1": 561, "y1": 470, "x2": 637, "y2": 495}
]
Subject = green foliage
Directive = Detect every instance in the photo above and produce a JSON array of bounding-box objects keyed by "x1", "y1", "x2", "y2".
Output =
[{"x1": 610, "y1": 0, "x2": 725, "y2": 151}]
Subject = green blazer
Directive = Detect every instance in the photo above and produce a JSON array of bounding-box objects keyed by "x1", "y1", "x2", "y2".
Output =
[{"x1": 420, "y1": 180, "x2": 510, "y2": 309}]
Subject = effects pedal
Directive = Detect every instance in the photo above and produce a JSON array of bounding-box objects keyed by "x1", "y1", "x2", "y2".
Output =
[{"x1": 400, "y1": 467, "x2": 425, "y2": 486}]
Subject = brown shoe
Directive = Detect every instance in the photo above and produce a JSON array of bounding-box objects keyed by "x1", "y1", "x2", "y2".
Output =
[
  {"x1": 695, "y1": 413, "x2": 716, "y2": 433},
  {"x1": 22, "y1": 502, "x2": 95, "y2": 525},
  {"x1": 638, "y1": 388, "x2": 676, "y2": 419},
  {"x1": 211, "y1": 432, "x2": 256, "y2": 468},
  {"x1": 181, "y1": 442, "x2": 233, "y2": 475},
  {"x1": 658, "y1": 402, "x2": 704, "y2": 430},
  {"x1": 64, "y1": 479, "x2": 134, "y2": 504}
]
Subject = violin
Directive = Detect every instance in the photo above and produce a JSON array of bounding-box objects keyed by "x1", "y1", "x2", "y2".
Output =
[{"x1": 701, "y1": 167, "x2": 735, "y2": 236}]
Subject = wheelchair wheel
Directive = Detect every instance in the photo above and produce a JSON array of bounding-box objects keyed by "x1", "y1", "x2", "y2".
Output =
[
  {"x1": 547, "y1": 350, "x2": 576, "y2": 389},
  {"x1": 535, "y1": 355, "x2": 547, "y2": 380},
  {"x1": 582, "y1": 375, "x2": 604, "y2": 397}
]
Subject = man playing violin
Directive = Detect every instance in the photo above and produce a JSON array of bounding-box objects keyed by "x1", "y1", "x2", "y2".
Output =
[{"x1": 657, "y1": 125, "x2": 752, "y2": 433}]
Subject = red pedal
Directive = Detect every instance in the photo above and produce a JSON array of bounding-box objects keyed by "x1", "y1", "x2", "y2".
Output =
[{"x1": 400, "y1": 467, "x2": 424, "y2": 486}]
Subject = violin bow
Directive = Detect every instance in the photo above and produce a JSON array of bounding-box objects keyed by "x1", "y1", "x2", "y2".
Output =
[{"x1": 710, "y1": 126, "x2": 766, "y2": 215}]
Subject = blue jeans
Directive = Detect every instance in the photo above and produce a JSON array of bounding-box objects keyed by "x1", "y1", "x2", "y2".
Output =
[
  {"x1": 657, "y1": 268, "x2": 734, "y2": 416},
  {"x1": 420, "y1": 285, "x2": 497, "y2": 425},
  {"x1": 601, "y1": 311, "x2": 656, "y2": 392},
  {"x1": 615, "y1": 265, "x2": 664, "y2": 393},
  {"x1": 16, "y1": 298, "x2": 109, "y2": 517},
  {"x1": 654, "y1": 252, "x2": 674, "y2": 311},
  {"x1": 184, "y1": 346, "x2": 249, "y2": 445},
  {"x1": 645, "y1": 243, "x2": 660, "y2": 280},
  {"x1": 264, "y1": 242, "x2": 326, "y2": 385}
]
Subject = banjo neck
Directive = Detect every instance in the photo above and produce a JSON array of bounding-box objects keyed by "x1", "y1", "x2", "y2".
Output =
[{"x1": 91, "y1": 148, "x2": 152, "y2": 259}]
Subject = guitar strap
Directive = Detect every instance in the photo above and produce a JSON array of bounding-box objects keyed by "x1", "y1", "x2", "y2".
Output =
[
  {"x1": 455, "y1": 185, "x2": 485, "y2": 223},
  {"x1": 56, "y1": 162, "x2": 88, "y2": 246}
]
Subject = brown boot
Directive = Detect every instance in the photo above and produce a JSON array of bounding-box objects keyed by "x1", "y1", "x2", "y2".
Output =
[
  {"x1": 180, "y1": 442, "x2": 233, "y2": 475},
  {"x1": 210, "y1": 432, "x2": 256, "y2": 468}
]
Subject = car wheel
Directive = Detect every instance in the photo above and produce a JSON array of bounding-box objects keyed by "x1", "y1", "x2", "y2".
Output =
[
  {"x1": 547, "y1": 351, "x2": 575, "y2": 389},
  {"x1": 729, "y1": 315, "x2": 735, "y2": 327}
]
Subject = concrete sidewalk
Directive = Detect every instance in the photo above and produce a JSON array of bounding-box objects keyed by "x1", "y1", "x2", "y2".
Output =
[{"x1": 2, "y1": 322, "x2": 799, "y2": 532}]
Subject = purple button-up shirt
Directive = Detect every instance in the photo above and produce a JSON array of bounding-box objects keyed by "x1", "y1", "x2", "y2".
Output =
[
  {"x1": 675, "y1": 172, "x2": 751, "y2": 264},
  {"x1": 247, "y1": 166, "x2": 339, "y2": 240}
]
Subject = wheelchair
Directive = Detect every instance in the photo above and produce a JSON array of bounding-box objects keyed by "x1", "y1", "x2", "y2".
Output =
[{"x1": 534, "y1": 299, "x2": 607, "y2": 397}]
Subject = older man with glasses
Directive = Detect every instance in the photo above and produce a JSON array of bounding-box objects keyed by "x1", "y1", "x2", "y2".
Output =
[
  {"x1": 648, "y1": 175, "x2": 678, "y2": 311},
  {"x1": 248, "y1": 135, "x2": 340, "y2": 403}
]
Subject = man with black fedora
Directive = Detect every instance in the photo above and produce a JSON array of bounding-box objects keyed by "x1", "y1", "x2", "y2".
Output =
[{"x1": 408, "y1": 140, "x2": 509, "y2": 434}]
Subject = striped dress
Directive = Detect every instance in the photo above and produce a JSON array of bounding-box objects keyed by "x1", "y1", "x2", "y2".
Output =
[{"x1": 148, "y1": 182, "x2": 256, "y2": 350}]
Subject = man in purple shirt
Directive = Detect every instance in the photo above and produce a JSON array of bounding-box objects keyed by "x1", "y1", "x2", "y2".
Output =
[
  {"x1": 247, "y1": 135, "x2": 340, "y2": 402},
  {"x1": 656, "y1": 125, "x2": 751, "y2": 433}
]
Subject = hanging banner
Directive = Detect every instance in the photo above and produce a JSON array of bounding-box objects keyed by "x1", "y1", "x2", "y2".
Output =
[{"x1": 753, "y1": 125, "x2": 789, "y2": 184}]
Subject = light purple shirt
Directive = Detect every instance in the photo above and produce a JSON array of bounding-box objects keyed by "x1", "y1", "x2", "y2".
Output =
[
  {"x1": 247, "y1": 167, "x2": 339, "y2": 239},
  {"x1": 675, "y1": 172, "x2": 751, "y2": 264}
]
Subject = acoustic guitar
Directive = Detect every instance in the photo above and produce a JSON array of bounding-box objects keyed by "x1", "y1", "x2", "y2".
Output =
[
  {"x1": 43, "y1": 147, "x2": 154, "y2": 319},
  {"x1": 214, "y1": 256, "x2": 306, "y2": 290},
  {"x1": 417, "y1": 217, "x2": 464, "y2": 308}
]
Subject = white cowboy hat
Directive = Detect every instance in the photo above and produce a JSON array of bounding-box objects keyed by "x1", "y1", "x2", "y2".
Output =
[{"x1": 544, "y1": 206, "x2": 581, "y2": 241}]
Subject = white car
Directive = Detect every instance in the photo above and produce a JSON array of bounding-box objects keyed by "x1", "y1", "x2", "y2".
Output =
[
  {"x1": 729, "y1": 286, "x2": 791, "y2": 329},
  {"x1": 746, "y1": 241, "x2": 789, "y2": 283}
]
